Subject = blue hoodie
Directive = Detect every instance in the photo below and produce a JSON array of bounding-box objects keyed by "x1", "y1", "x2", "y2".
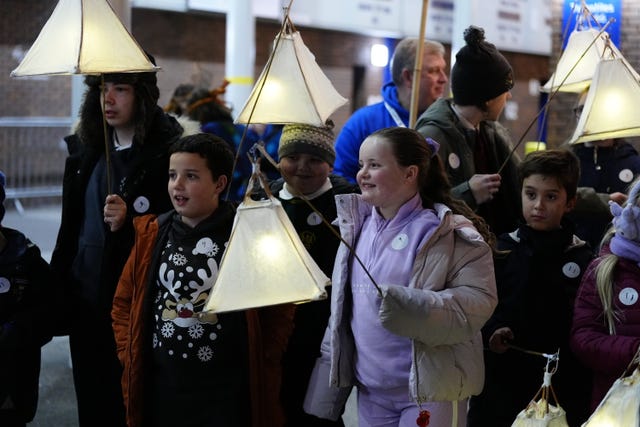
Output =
[{"x1": 334, "y1": 82, "x2": 409, "y2": 183}]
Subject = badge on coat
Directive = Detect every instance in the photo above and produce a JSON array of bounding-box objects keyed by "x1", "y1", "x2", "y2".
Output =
[
  {"x1": 133, "y1": 196, "x2": 150, "y2": 213},
  {"x1": 391, "y1": 233, "x2": 409, "y2": 250},
  {"x1": 0, "y1": 277, "x2": 10, "y2": 293},
  {"x1": 448, "y1": 153, "x2": 461, "y2": 169},
  {"x1": 619, "y1": 169, "x2": 634, "y2": 183},
  {"x1": 562, "y1": 262, "x2": 581, "y2": 279},
  {"x1": 619, "y1": 287, "x2": 639, "y2": 306}
]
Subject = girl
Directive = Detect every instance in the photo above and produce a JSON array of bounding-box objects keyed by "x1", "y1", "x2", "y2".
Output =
[
  {"x1": 571, "y1": 176, "x2": 640, "y2": 411},
  {"x1": 305, "y1": 127, "x2": 497, "y2": 427}
]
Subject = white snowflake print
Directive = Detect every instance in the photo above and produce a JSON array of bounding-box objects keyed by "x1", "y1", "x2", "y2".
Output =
[
  {"x1": 165, "y1": 241, "x2": 172, "y2": 249},
  {"x1": 198, "y1": 345, "x2": 213, "y2": 362},
  {"x1": 172, "y1": 253, "x2": 187, "y2": 266},
  {"x1": 207, "y1": 242, "x2": 219, "y2": 257},
  {"x1": 189, "y1": 323, "x2": 204, "y2": 339},
  {"x1": 161, "y1": 322, "x2": 175, "y2": 338},
  {"x1": 152, "y1": 333, "x2": 158, "y2": 348}
]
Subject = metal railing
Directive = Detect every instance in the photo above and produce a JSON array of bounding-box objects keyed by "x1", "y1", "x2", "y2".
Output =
[{"x1": 0, "y1": 117, "x2": 71, "y2": 213}]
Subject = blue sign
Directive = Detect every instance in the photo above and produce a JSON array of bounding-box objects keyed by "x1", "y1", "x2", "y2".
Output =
[{"x1": 562, "y1": 1, "x2": 621, "y2": 48}]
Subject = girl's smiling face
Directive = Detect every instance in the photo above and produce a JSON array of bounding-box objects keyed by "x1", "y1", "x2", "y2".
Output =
[
  {"x1": 522, "y1": 173, "x2": 575, "y2": 231},
  {"x1": 357, "y1": 135, "x2": 418, "y2": 220}
]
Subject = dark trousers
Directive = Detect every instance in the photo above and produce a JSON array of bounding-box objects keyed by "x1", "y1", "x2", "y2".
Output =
[{"x1": 69, "y1": 305, "x2": 126, "y2": 427}]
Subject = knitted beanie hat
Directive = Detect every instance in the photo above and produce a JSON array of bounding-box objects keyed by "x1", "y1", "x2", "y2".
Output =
[
  {"x1": 278, "y1": 123, "x2": 336, "y2": 166},
  {"x1": 0, "y1": 170, "x2": 5, "y2": 224},
  {"x1": 451, "y1": 26, "x2": 514, "y2": 106}
]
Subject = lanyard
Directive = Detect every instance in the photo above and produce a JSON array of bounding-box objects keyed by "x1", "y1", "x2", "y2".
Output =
[{"x1": 384, "y1": 102, "x2": 407, "y2": 128}]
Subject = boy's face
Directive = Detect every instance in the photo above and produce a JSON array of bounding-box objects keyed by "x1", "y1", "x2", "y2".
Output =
[
  {"x1": 101, "y1": 82, "x2": 135, "y2": 129},
  {"x1": 522, "y1": 174, "x2": 576, "y2": 231},
  {"x1": 168, "y1": 152, "x2": 227, "y2": 228},
  {"x1": 279, "y1": 153, "x2": 332, "y2": 195}
]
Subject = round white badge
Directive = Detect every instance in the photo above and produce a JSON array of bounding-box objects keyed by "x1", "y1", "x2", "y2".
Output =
[
  {"x1": 0, "y1": 277, "x2": 10, "y2": 294},
  {"x1": 619, "y1": 287, "x2": 639, "y2": 306},
  {"x1": 448, "y1": 153, "x2": 461, "y2": 169},
  {"x1": 391, "y1": 233, "x2": 409, "y2": 250},
  {"x1": 562, "y1": 262, "x2": 581, "y2": 279},
  {"x1": 619, "y1": 169, "x2": 634, "y2": 183},
  {"x1": 133, "y1": 196, "x2": 150, "y2": 213},
  {"x1": 307, "y1": 212, "x2": 322, "y2": 226}
]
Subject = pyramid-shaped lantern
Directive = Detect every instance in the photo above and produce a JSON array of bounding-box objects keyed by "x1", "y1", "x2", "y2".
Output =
[
  {"x1": 11, "y1": 0, "x2": 157, "y2": 77},
  {"x1": 204, "y1": 196, "x2": 329, "y2": 313},
  {"x1": 234, "y1": 17, "x2": 347, "y2": 126},
  {"x1": 569, "y1": 58, "x2": 640, "y2": 144},
  {"x1": 204, "y1": 162, "x2": 329, "y2": 313},
  {"x1": 541, "y1": 28, "x2": 608, "y2": 93}
]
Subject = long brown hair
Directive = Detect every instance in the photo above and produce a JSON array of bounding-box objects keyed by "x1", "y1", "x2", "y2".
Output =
[{"x1": 371, "y1": 127, "x2": 496, "y2": 249}]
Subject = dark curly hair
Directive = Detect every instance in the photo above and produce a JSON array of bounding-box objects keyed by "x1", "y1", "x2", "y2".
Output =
[{"x1": 78, "y1": 70, "x2": 160, "y2": 148}]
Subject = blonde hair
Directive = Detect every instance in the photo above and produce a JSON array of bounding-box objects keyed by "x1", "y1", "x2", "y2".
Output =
[{"x1": 594, "y1": 176, "x2": 640, "y2": 334}]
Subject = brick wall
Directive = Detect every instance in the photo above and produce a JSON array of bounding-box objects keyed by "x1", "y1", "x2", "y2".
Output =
[{"x1": 1, "y1": 1, "x2": 557, "y2": 179}]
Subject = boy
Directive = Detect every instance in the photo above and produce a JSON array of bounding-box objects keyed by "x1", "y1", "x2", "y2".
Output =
[
  {"x1": 112, "y1": 133, "x2": 288, "y2": 427},
  {"x1": 467, "y1": 149, "x2": 594, "y2": 427},
  {"x1": 0, "y1": 170, "x2": 52, "y2": 427},
  {"x1": 270, "y1": 123, "x2": 358, "y2": 426}
]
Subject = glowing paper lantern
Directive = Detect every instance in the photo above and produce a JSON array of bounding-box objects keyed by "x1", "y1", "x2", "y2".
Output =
[
  {"x1": 204, "y1": 195, "x2": 328, "y2": 313},
  {"x1": 11, "y1": 0, "x2": 157, "y2": 77},
  {"x1": 582, "y1": 364, "x2": 640, "y2": 426},
  {"x1": 569, "y1": 58, "x2": 640, "y2": 144},
  {"x1": 234, "y1": 25, "x2": 347, "y2": 126}
]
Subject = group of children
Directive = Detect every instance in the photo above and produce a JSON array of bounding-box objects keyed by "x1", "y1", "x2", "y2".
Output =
[{"x1": 1, "y1": 119, "x2": 640, "y2": 426}]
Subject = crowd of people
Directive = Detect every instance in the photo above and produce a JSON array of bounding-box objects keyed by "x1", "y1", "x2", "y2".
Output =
[{"x1": 2, "y1": 24, "x2": 640, "y2": 427}]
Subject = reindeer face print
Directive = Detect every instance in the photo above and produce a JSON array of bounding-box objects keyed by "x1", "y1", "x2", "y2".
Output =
[{"x1": 152, "y1": 235, "x2": 225, "y2": 362}]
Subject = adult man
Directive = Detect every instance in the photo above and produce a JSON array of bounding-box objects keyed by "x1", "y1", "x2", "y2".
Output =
[{"x1": 334, "y1": 38, "x2": 448, "y2": 183}]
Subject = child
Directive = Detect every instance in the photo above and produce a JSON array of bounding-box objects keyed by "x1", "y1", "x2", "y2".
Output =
[
  {"x1": 271, "y1": 123, "x2": 358, "y2": 427},
  {"x1": 0, "y1": 170, "x2": 52, "y2": 427},
  {"x1": 571, "y1": 176, "x2": 640, "y2": 412},
  {"x1": 467, "y1": 149, "x2": 593, "y2": 427},
  {"x1": 111, "y1": 133, "x2": 289, "y2": 427},
  {"x1": 304, "y1": 127, "x2": 497, "y2": 427}
]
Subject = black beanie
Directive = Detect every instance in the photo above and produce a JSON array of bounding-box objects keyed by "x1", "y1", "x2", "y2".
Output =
[{"x1": 451, "y1": 26, "x2": 514, "y2": 106}]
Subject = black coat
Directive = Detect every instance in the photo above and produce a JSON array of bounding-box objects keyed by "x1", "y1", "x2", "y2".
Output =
[
  {"x1": 50, "y1": 107, "x2": 183, "y2": 328},
  {"x1": 0, "y1": 228, "x2": 51, "y2": 423},
  {"x1": 468, "y1": 223, "x2": 594, "y2": 427}
]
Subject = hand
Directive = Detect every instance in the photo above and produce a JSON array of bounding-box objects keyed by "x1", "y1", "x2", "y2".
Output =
[
  {"x1": 469, "y1": 173, "x2": 502, "y2": 204},
  {"x1": 104, "y1": 194, "x2": 127, "y2": 232},
  {"x1": 609, "y1": 192, "x2": 628, "y2": 205},
  {"x1": 488, "y1": 327, "x2": 514, "y2": 353}
]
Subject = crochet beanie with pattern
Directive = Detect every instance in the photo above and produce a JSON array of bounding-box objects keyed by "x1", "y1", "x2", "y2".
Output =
[{"x1": 278, "y1": 123, "x2": 336, "y2": 166}]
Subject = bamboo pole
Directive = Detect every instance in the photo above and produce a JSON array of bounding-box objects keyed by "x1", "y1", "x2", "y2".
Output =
[{"x1": 409, "y1": 0, "x2": 429, "y2": 128}]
